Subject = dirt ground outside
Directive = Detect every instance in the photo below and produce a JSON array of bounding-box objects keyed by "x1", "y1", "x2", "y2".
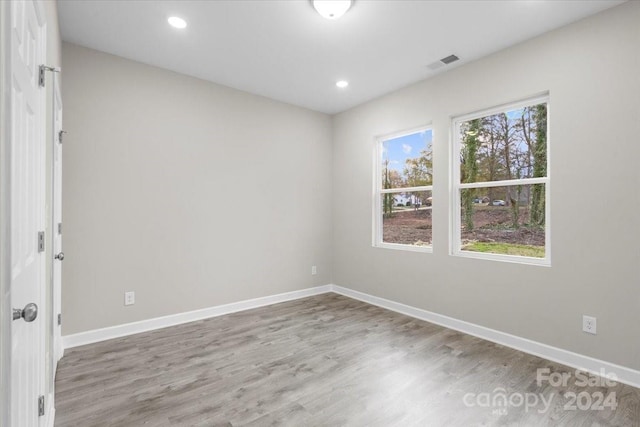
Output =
[{"x1": 382, "y1": 206, "x2": 545, "y2": 247}]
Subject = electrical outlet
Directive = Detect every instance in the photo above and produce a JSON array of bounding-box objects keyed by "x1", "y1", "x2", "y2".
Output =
[
  {"x1": 582, "y1": 315, "x2": 596, "y2": 334},
  {"x1": 124, "y1": 291, "x2": 135, "y2": 306},
  {"x1": 311, "y1": 265, "x2": 317, "y2": 275}
]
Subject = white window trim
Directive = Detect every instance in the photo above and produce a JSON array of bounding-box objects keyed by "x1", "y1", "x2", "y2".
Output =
[
  {"x1": 373, "y1": 125, "x2": 433, "y2": 253},
  {"x1": 450, "y1": 95, "x2": 551, "y2": 266}
]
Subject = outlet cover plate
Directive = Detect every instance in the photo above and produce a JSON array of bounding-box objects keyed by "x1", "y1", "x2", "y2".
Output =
[
  {"x1": 582, "y1": 315, "x2": 596, "y2": 334},
  {"x1": 124, "y1": 291, "x2": 135, "y2": 306}
]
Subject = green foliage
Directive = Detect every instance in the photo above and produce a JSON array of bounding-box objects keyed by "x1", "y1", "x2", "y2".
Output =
[
  {"x1": 461, "y1": 119, "x2": 481, "y2": 230},
  {"x1": 509, "y1": 185, "x2": 521, "y2": 230},
  {"x1": 403, "y1": 149, "x2": 433, "y2": 187},
  {"x1": 462, "y1": 242, "x2": 545, "y2": 258},
  {"x1": 460, "y1": 104, "x2": 547, "y2": 184},
  {"x1": 382, "y1": 160, "x2": 395, "y2": 218},
  {"x1": 530, "y1": 104, "x2": 547, "y2": 225},
  {"x1": 382, "y1": 141, "x2": 433, "y2": 216},
  {"x1": 459, "y1": 102, "x2": 548, "y2": 231},
  {"x1": 385, "y1": 168, "x2": 404, "y2": 188}
]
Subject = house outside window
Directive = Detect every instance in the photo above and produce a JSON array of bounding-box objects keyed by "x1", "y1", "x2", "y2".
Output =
[{"x1": 374, "y1": 127, "x2": 433, "y2": 252}]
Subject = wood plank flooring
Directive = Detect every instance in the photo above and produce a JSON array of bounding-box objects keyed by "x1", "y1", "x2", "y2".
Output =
[{"x1": 55, "y1": 293, "x2": 640, "y2": 426}]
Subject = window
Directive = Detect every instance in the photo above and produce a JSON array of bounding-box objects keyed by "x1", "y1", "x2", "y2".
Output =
[
  {"x1": 374, "y1": 127, "x2": 433, "y2": 251},
  {"x1": 452, "y1": 96, "x2": 549, "y2": 265}
]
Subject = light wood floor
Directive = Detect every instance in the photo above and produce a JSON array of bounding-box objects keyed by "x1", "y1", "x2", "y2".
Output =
[{"x1": 55, "y1": 293, "x2": 640, "y2": 426}]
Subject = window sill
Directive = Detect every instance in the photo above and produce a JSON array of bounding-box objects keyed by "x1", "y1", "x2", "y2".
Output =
[
  {"x1": 452, "y1": 249, "x2": 550, "y2": 266},
  {"x1": 374, "y1": 242, "x2": 433, "y2": 253}
]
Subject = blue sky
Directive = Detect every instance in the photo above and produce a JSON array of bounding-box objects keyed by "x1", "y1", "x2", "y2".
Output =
[
  {"x1": 382, "y1": 129, "x2": 432, "y2": 173},
  {"x1": 505, "y1": 107, "x2": 524, "y2": 120}
]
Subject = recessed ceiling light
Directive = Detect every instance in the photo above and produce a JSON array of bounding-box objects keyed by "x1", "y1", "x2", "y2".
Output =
[
  {"x1": 313, "y1": 0, "x2": 352, "y2": 20},
  {"x1": 336, "y1": 80, "x2": 349, "y2": 88},
  {"x1": 168, "y1": 16, "x2": 187, "y2": 29}
]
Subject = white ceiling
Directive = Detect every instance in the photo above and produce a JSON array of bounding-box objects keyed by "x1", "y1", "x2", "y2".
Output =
[{"x1": 57, "y1": 0, "x2": 624, "y2": 114}]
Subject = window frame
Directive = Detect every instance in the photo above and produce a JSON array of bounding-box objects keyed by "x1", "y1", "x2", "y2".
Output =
[
  {"x1": 450, "y1": 95, "x2": 551, "y2": 266},
  {"x1": 373, "y1": 125, "x2": 434, "y2": 253}
]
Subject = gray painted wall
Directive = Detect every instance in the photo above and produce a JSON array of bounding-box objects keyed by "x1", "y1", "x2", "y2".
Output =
[
  {"x1": 61, "y1": 2, "x2": 639, "y2": 374},
  {"x1": 61, "y1": 43, "x2": 333, "y2": 334},
  {"x1": 332, "y1": 2, "x2": 640, "y2": 370}
]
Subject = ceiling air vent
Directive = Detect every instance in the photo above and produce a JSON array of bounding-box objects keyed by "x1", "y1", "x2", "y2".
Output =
[
  {"x1": 427, "y1": 54, "x2": 460, "y2": 70},
  {"x1": 440, "y1": 54, "x2": 459, "y2": 65}
]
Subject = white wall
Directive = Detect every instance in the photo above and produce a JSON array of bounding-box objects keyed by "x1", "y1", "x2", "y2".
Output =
[
  {"x1": 61, "y1": 2, "x2": 639, "y2": 374},
  {"x1": 61, "y1": 43, "x2": 333, "y2": 334},
  {"x1": 332, "y1": 2, "x2": 640, "y2": 371}
]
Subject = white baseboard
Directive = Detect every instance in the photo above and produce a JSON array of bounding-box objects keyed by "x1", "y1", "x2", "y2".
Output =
[
  {"x1": 62, "y1": 285, "x2": 332, "y2": 349},
  {"x1": 62, "y1": 283, "x2": 640, "y2": 389},
  {"x1": 330, "y1": 284, "x2": 640, "y2": 390}
]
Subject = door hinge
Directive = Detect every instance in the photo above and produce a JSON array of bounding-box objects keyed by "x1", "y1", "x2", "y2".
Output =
[
  {"x1": 38, "y1": 66, "x2": 46, "y2": 87},
  {"x1": 39, "y1": 65, "x2": 60, "y2": 88},
  {"x1": 58, "y1": 222, "x2": 63, "y2": 235},
  {"x1": 58, "y1": 130, "x2": 67, "y2": 144},
  {"x1": 58, "y1": 313, "x2": 62, "y2": 326},
  {"x1": 37, "y1": 231, "x2": 45, "y2": 253},
  {"x1": 38, "y1": 395, "x2": 45, "y2": 417}
]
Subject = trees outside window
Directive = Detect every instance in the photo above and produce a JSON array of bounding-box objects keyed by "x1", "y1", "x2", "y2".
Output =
[
  {"x1": 374, "y1": 127, "x2": 433, "y2": 251},
  {"x1": 452, "y1": 96, "x2": 550, "y2": 264}
]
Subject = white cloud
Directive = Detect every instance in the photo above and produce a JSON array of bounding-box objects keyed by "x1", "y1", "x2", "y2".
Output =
[{"x1": 402, "y1": 144, "x2": 412, "y2": 154}]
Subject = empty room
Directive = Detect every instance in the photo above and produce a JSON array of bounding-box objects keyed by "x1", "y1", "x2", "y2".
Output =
[{"x1": 2, "y1": 0, "x2": 640, "y2": 426}]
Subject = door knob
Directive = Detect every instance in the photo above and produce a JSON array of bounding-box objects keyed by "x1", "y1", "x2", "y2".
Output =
[
  {"x1": 12, "y1": 303, "x2": 38, "y2": 322},
  {"x1": 55, "y1": 252, "x2": 64, "y2": 261}
]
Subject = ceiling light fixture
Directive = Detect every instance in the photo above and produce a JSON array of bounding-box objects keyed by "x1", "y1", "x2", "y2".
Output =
[
  {"x1": 336, "y1": 80, "x2": 349, "y2": 88},
  {"x1": 313, "y1": 0, "x2": 352, "y2": 20},
  {"x1": 168, "y1": 16, "x2": 187, "y2": 29}
]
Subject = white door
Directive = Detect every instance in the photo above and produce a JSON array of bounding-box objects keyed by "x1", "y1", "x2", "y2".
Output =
[{"x1": 10, "y1": 0, "x2": 47, "y2": 426}]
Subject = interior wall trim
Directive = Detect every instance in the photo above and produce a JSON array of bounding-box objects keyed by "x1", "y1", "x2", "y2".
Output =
[
  {"x1": 62, "y1": 285, "x2": 333, "y2": 349},
  {"x1": 62, "y1": 283, "x2": 640, "y2": 389},
  {"x1": 330, "y1": 285, "x2": 640, "y2": 390}
]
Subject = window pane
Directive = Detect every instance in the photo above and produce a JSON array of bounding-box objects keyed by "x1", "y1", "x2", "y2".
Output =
[
  {"x1": 382, "y1": 129, "x2": 433, "y2": 189},
  {"x1": 382, "y1": 190, "x2": 432, "y2": 246},
  {"x1": 459, "y1": 103, "x2": 547, "y2": 183},
  {"x1": 460, "y1": 184, "x2": 545, "y2": 258}
]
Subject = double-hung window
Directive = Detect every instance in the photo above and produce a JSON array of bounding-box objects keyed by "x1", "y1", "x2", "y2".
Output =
[
  {"x1": 452, "y1": 95, "x2": 550, "y2": 265},
  {"x1": 374, "y1": 127, "x2": 433, "y2": 251}
]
